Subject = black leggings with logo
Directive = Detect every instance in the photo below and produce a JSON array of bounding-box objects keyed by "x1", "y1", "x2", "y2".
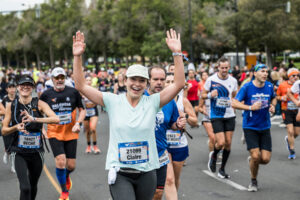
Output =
[{"x1": 14, "y1": 152, "x2": 44, "y2": 200}]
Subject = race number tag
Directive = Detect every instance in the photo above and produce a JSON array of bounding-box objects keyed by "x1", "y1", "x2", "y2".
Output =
[
  {"x1": 118, "y1": 141, "x2": 149, "y2": 164},
  {"x1": 86, "y1": 108, "x2": 96, "y2": 117},
  {"x1": 166, "y1": 130, "x2": 181, "y2": 145},
  {"x1": 56, "y1": 111, "x2": 72, "y2": 124},
  {"x1": 18, "y1": 132, "x2": 41, "y2": 149},
  {"x1": 216, "y1": 97, "x2": 231, "y2": 108},
  {"x1": 287, "y1": 101, "x2": 297, "y2": 110},
  {"x1": 159, "y1": 150, "x2": 170, "y2": 167}
]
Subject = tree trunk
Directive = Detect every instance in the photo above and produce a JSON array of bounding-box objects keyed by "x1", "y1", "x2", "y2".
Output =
[
  {"x1": 64, "y1": 49, "x2": 68, "y2": 68},
  {"x1": 49, "y1": 43, "x2": 54, "y2": 68},
  {"x1": 0, "y1": 52, "x2": 2, "y2": 67},
  {"x1": 264, "y1": 44, "x2": 273, "y2": 68},
  {"x1": 35, "y1": 50, "x2": 41, "y2": 70},
  {"x1": 16, "y1": 52, "x2": 20, "y2": 69},
  {"x1": 23, "y1": 51, "x2": 28, "y2": 69},
  {"x1": 93, "y1": 55, "x2": 99, "y2": 74},
  {"x1": 142, "y1": 55, "x2": 145, "y2": 66},
  {"x1": 103, "y1": 50, "x2": 108, "y2": 68},
  {"x1": 125, "y1": 55, "x2": 129, "y2": 68},
  {"x1": 7, "y1": 54, "x2": 10, "y2": 67}
]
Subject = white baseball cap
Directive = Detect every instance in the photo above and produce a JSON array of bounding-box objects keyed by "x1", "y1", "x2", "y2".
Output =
[
  {"x1": 126, "y1": 64, "x2": 149, "y2": 79},
  {"x1": 51, "y1": 67, "x2": 66, "y2": 77}
]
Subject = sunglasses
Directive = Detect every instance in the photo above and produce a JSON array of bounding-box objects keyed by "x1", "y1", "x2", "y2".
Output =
[{"x1": 54, "y1": 75, "x2": 65, "y2": 80}]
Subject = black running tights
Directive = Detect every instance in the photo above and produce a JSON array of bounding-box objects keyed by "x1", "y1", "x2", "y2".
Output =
[{"x1": 15, "y1": 152, "x2": 43, "y2": 200}]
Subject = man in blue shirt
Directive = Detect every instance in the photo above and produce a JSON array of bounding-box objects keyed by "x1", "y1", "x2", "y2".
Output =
[
  {"x1": 145, "y1": 66, "x2": 186, "y2": 200},
  {"x1": 232, "y1": 64, "x2": 276, "y2": 192}
]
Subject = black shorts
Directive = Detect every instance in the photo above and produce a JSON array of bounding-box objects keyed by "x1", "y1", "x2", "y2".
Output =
[
  {"x1": 84, "y1": 107, "x2": 99, "y2": 121},
  {"x1": 189, "y1": 100, "x2": 199, "y2": 107},
  {"x1": 211, "y1": 117, "x2": 236, "y2": 134},
  {"x1": 156, "y1": 164, "x2": 167, "y2": 190},
  {"x1": 282, "y1": 110, "x2": 300, "y2": 126},
  {"x1": 49, "y1": 138, "x2": 77, "y2": 159},
  {"x1": 243, "y1": 129, "x2": 272, "y2": 152}
]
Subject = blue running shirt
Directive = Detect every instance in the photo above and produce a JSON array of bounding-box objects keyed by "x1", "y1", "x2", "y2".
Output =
[
  {"x1": 235, "y1": 81, "x2": 275, "y2": 130},
  {"x1": 145, "y1": 91, "x2": 179, "y2": 157}
]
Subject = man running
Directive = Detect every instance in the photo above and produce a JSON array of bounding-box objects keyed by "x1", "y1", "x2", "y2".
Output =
[
  {"x1": 40, "y1": 67, "x2": 86, "y2": 200},
  {"x1": 202, "y1": 57, "x2": 238, "y2": 179},
  {"x1": 145, "y1": 66, "x2": 186, "y2": 200},
  {"x1": 232, "y1": 64, "x2": 276, "y2": 192},
  {"x1": 277, "y1": 68, "x2": 300, "y2": 159}
]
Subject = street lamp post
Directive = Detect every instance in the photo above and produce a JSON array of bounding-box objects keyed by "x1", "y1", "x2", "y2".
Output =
[{"x1": 234, "y1": 0, "x2": 239, "y2": 67}]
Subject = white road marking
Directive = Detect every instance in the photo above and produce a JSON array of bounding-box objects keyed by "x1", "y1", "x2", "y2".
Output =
[
  {"x1": 271, "y1": 122, "x2": 280, "y2": 125},
  {"x1": 202, "y1": 170, "x2": 248, "y2": 191}
]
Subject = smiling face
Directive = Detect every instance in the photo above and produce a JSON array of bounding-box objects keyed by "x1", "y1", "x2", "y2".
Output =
[
  {"x1": 148, "y1": 68, "x2": 166, "y2": 94},
  {"x1": 125, "y1": 76, "x2": 148, "y2": 100},
  {"x1": 17, "y1": 83, "x2": 33, "y2": 98},
  {"x1": 52, "y1": 75, "x2": 66, "y2": 91}
]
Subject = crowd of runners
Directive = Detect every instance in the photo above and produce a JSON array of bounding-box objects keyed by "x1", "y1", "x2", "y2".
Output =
[{"x1": 0, "y1": 29, "x2": 299, "y2": 200}]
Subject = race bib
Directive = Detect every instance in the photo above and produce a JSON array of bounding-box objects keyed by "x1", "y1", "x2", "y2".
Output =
[
  {"x1": 159, "y1": 150, "x2": 170, "y2": 167},
  {"x1": 287, "y1": 101, "x2": 298, "y2": 110},
  {"x1": 56, "y1": 111, "x2": 72, "y2": 125},
  {"x1": 216, "y1": 97, "x2": 231, "y2": 108},
  {"x1": 118, "y1": 141, "x2": 149, "y2": 164},
  {"x1": 86, "y1": 108, "x2": 96, "y2": 117},
  {"x1": 166, "y1": 130, "x2": 181, "y2": 145},
  {"x1": 18, "y1": 132, "x2": 41, "y2": 149}
]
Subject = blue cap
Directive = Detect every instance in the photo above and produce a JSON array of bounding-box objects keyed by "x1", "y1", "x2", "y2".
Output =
[{"x1": 254, "y1": 64, "x2": 267, "y2": 72}]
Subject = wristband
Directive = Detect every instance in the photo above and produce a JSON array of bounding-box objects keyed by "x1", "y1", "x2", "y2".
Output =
[
  {"x1": 172, "y1": 52, "x2": 183, "y2": 57},
  {"x1": 33, "y1": 117, "x2": 36, "y2": 122},
  {"x1": 207, "y1": 92, "x2": 212, "y2": 99},
  {"x1": 76, "y1": 121, "x2": 80, "y2": 125},
  {"x1": 249, "y1": 106, "x2": 251, "y2": 111}
]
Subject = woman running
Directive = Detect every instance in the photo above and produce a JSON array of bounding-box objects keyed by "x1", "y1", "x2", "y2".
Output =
[
  {"x1": 83, "y1": 76, "x2": 101, "y2": 154},
  {"x1": 1, "y1": 75, "x2": 59, "y2": 200},
  {"x1": 0, "y1": 80, "x2": 17, "y2": 173},
  {"x1": 113, "y1": 73, "x2": 127, "y2": 94},
  {"x1": 164, "y1": 73, "x2": 198, "y2": 198},
  {"x1": 73, "y1": 29, "x2": 185, "y2": 200}
]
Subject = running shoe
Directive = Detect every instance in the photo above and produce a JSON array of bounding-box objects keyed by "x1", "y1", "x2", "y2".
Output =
[
  {"x1": 58, "y1": 191, "x2": 69, "y2": 200},
  {"x1": 248, "y1": 180, "x2": 258, "y2": 192},
  {"x1": 85, "y1": 146, "x2": 91, "y2": 154},
  {"x1": 288, "y1": 153, "x2": 296, "y2": 160},
  {"x1": 66, "y1": 176, "x2": 72, "y2": 191},
  {"x1": 92, "y1": 145, "x2": 101, "y2": 154},
  {"x1": 3, "y1": 152, "x2": 8, "y2": 164},
  {"x1": 208, "y1": 151, "x2": 216, "y2": 173},
  {"x1": 247, "y1": 156, "x2": 251, "y2": 164},
  {"x1": 11, "y1": 165, "x2": 16, "y2": 173},
  {"x1": 217, "y1": 169, "x2": 230, "y2": 179},
  {"x1": 285, "y1": 136, "x2": 291, "y2": 152}
]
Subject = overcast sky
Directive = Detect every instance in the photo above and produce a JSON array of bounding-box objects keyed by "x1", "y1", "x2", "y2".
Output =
[{"x1": 0, "y1": 0, "x2": 91, "y2": 12}]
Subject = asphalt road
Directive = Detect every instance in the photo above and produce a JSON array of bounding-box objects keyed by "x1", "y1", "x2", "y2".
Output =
[{"x1": 0, "y1": 110, "x2": 299, "y2": 200}]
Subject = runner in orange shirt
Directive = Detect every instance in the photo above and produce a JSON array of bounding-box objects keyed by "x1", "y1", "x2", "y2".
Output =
[
  {"x1": 277, "y1": 68, "x2": 300, "y2": 159},
  {"x1": 40, "y1": 67, "x2": 86, "y2": 200}
]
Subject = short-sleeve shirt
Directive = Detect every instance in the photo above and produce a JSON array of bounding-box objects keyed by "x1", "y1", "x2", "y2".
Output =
[
  {"x1": 277, "y1": 81, "x2": 298, "y2": 110},
  {"x1": 40, "y1": 86, "x2": 84, "y2": 141},
  {"x1": 235, "y1": 81, "x2": 275, "y2": 130},
  {"x1": 187, "y1": 80, "x2": 199, "y2": 101},
  {"x1": 145, "y1": 91, "x2": 179, "y2": 157},
  {"x1": 103, "y1": 92, "x2": 161, "y2": 172},
  {"x1": 204, "y1": 74, "x2": 238, "y2": 119},
  {"x1": 290, "y1": 80, "x2": 300, "y2": 99}
]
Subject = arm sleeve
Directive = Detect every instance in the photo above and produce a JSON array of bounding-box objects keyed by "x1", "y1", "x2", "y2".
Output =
[
  {"x1": 204, "y1": 78, "x2": 211, "y2": 91},
  {"x1": 151, "y1": 93, "x2": 161, "y2": 113},
  {"x1": 235, "y1": 85, "x2": 247, "y2": 102}
]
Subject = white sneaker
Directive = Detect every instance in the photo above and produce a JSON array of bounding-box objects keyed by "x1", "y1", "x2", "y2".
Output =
[
  {"x1": 11, "y1": 165, "x2": 16, "y2": 173},
  {"x1": 3, "y1": 152, "x2": 8, "y2": 164}
]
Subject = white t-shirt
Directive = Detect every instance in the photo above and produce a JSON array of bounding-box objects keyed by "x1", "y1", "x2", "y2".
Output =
[
  {"x1": 291, "y1": 80, "x2": 300, "y2": 97},
  {"x1": 103, "y1": 92, "x2": 160, "y2": 171},
  {"x1": 204, "y1": 73, "x2": 238, "y2": 119}
]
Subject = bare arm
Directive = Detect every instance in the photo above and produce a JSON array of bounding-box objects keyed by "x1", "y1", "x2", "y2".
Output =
[
  {"x1": 37, "y1": 100, "x2": 60, "y2": 124},
  {"x1": 287, "y1": 89, "x2": 299, "y2": 106},
  {"x1": 0, "y1": 102, "x2": 5, "y2": 116},
  {"x1": 183, "y1": 97, "x2": 198, "y2": 126},
  {"x1": 76, "y1": 107, "x2": 86, "y2": 123},
  {"x1": 1, "y1": 103, "x2": 26, "y2": 136},
  {"x1": 73, "y1": 31, "x2": 105, "y2": 107},
  {"x1": 160, "y1": 29, "x2": 185, "y2": 107}
]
